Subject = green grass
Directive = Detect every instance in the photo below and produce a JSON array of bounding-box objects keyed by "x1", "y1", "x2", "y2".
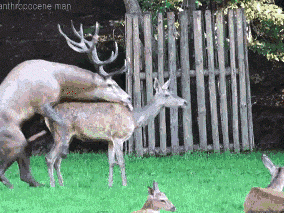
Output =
[{"x1": 0, "y1": 151, "x2": 281, "y2": 212}]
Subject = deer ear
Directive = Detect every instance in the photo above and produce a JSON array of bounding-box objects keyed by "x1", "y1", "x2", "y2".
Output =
[
  {"x1": 153, "y1": 181, "x2": 159, "y2": 191},
  {"x1": 162, "y1": 79, "x2": 171, "y2": 90},
  {"x1": 153, "y1": 78, "x2": 161, "y2": 91},
  {"x1": 148, "y1": 187, "x2": 154, "y2": 195},
  {"x1": 262, "y1": 154, "x2": 277, "y2": 175}
]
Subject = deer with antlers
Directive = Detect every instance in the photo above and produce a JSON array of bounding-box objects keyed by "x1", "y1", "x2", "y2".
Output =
[
  {"x1": 42, "y1": 78, "x2": 187, "y2": 187},
  {"x1": 0, "y1": 21, "x2": 132, "y2": 189}
]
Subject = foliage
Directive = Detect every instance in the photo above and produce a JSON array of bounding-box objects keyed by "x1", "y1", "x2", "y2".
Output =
[
  {"x1": 224, "y1": 0, "x2": 284, "y2": 62},
  {"x1": 137, "y1": 0, "x2": 284, "y2": 62},
  {"x1": 138, "y1": 0, "x2": 183, "y2": 24}
]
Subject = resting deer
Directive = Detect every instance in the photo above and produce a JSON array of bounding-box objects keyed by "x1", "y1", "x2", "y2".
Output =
[
  {"x1": 0, "y1": 21, "x2": 132, "y2": 189},
  {"x1": 43, "y1": 78, "x2": 187, "y2": 187},
  {"x1": 244, "y1": 154, "x2": 284, "y2": 212},
  {"x1": 132, "y1": 181, "x2": 176, "y2": 213}
]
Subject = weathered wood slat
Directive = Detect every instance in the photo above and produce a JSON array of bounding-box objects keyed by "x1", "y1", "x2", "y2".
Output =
[
  {"x1": 141, "y1": 144, "x2": 237, "y2": 155},
  {"x1": 157, "y1": 13, "x2": 167, "y2": 155},
  {"x1": 125, "y1": 14, "x2": 134, "y2": 154},
  {"x1": 228, "y1": 10, "x2": 240, "y2": 153},
  {"x1": 236, "y1": 9, "x2": 249, "y2": 151},
  {"x1": 133, "y1": 16, "x2": 143, "y2": 156},
  {"x1": 139, "y1": 67, "x2": 238, "y2": 79},
  {"x1": 180, "y1": 11, "x2": 194, "y2": 152},
  {"x1": 216, "y1": 12, "x2": 230, "y2": 151},
  {"x1": 193, "y1": 11, "x2": 207, "y2": 151},
  {"x1": 205, "y1": 10, "x2": 220, "y2": 152},
  {"x1": 167, "y1": 12, "x2": 179, "y2": 154},
  {"x1": 243, "y1": 8, "x2": 254, "y2": 151},
  {"x1": 144, "y1": 13, "x2": 155, "y2": 155}
]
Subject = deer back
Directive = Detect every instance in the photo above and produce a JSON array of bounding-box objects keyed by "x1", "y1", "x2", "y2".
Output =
[
  {"x1": 244, "y1": 187, "x2": 284, "y2": 212},
  {"x1": 47, "y1": 102, "x2": 135, "y2": 141}
]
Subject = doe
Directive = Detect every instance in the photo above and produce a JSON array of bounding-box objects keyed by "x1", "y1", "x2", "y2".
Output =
[
  {"x1": 244, "y1": 154, "x2": 284, "y2": 212},
  {"x1": 44, "y1": 78, "x2": 187, "y2": 187},
  {"x1": 132, "y1": 181, "x2": 176, "y2": 213}
]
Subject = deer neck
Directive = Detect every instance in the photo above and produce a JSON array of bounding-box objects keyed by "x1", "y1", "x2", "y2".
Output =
[
  {"x1": 54, "y1": 63, "x2": 103, "y2": 87},
  {"x1": 133, "y1": 97, "x2": 163, "y2": 128},
  {"x1": 140, "y1": 199, "x2": 160, "y2": 213}
]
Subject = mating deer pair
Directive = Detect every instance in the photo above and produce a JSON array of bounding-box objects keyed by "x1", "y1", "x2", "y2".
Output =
[
  {"x1": 0, "y1": 21, "x2": 132, "y2": 188},
  {"x1": 43, "y1": 77, "x2": 187, "y2": 187},
  {"x1": 244, "y1": 154, "x2": 284, "y2": 212}
]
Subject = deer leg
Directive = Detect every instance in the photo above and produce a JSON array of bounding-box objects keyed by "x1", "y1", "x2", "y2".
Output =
[
  {"x1": 0, "y1": 160, "x2": 15, "y2": 189},
  {"x1": 17, "y1": 155, "x2": 42, "y2": 187},
  {"x1": 46, "y1": 130, "x2": 71, "y2": 187},
  {"x1": 108, "y1": 142, "x2": 116, "y2": 187},
  {"x1": 45, "y1": 152, "x2": 56, "y2": 187},
  {"x1": 54, "y1": 157, "x2": 63, "y2": 186},
  {"x1": 0, "y1": 128, "x2": 40, "y2": 188},
  {"x1": 114, "y1": 141, "x2": 127, "y2": 186},
  {"x1": 41, "y1": 103, "x2": 69, "y2": 158}
]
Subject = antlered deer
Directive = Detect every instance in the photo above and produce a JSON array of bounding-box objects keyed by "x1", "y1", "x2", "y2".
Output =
[
  {"x1": 132, "y1": 181, "x2": 176, "y2": 213},
  {"x1": 0, "y1": 21, "x2": 132, "y2": 189},
  {"x1": 44, "y1": 78, "x2": 187, "y2": 187},
  {"x1": 244, "y1": 154, "x2": 284, "y2": 212}
]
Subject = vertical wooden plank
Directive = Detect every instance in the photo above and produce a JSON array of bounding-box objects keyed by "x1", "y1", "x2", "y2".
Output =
[
  {"x1": 180, "y1": 11, "x2": 193, "y2": 152},
  {"x1": 243, "y1": 8, "x2": 254, "y2": 150},
  {"x1": 216, "y1": 12, "x2": 229, "y2": 151},
  {"x1": 167, "y1": 12, "x2": 179, "y2": 154},
  {"x1": 144, "y1": 12, "x2": 155, "y2": 155},
  {"x1": 141, "y1": 83, "x2": 147, "y2": 149},
  {"x1": 228, "y1": 9, "x2": 240, "y2": 153},
  {"x1": 236, "y1": 9, "x2": 249, "y2": 151},
  {"x1": 193, "y1": 11, "x2": 207, "y2": 151},
  {"x1": 157, "y1": 13, "x2": 167, "y2": 155},
  {"x1": 125, "y1": 13, "x2": 134, "y2": 154},
  {"x1": 205, "y1": 10, "x2": 220, "y2": 152},
  {"x1": 133, "y1": 15, "x2": 143, "y2": 156}
]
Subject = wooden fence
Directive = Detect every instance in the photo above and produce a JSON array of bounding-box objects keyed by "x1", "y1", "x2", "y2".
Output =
[{"x1": 124, "y1": 9, "x2": 254, "y2": 156}]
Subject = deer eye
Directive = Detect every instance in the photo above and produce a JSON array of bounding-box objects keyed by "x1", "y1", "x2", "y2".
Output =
[
  {"x1": 160, "y1": 200, "x2": 166, "y2": 203},
  {"x1": 107, "y1": 84, "x2": 112, "y2": 87},
  {"x1": 164, "y1": 94, "x2": 170, "y2": 97}
]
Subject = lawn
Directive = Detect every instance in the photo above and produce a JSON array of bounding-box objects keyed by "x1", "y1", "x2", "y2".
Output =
[{"x1": 0, "y1": 151, "x2": 280, "y2": 212}]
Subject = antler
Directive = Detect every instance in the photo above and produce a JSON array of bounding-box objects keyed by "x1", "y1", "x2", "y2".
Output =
[
  {"x1": 58, "y1": 20, "x2": 118, "y2": 65},
  {"x1": 98, "y1": 60, "x2": 128, "y2": 78}
]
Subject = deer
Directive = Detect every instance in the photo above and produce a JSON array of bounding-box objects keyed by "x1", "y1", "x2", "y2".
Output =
[
  {"x1": 132, "y1": 181, "x2": 176, "y2": 213},
  {"x1": 0, "y1": 21, "x2": 133, "y2": 189},
  {"x1": 42, "y1": 78, "x2": 187, "y2": 187},
  {"x1": 244, "y1": 154, "x2": 284, "y2": 212}
]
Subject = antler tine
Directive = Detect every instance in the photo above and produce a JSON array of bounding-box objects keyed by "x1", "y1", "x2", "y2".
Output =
[
  {"x1": 58, "y1": 21, "x2": 98, "y2": 53},
  {"x1": 70, "y1": 20, "x2": 99, "y2": 49},
  {"x1": 59, "y1": 20, "x2": 118, "y2": 66},
  {"x1": 98, "y1": 60, "x2": 128, "y2": 78},
  {"x1": 88, "y1": 41, "x2": 119, "y2": 65}
]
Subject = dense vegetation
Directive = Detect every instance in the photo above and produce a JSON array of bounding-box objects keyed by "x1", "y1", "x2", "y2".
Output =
[{"x1": 138, "y1": 0, "x2": 284, "y2": 62}]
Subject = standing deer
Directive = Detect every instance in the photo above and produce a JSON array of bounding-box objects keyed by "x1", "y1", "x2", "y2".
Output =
[
  {"x1": 0, "y1": 21, "x2": 132, "y2": 189},
  {"x1": 43, "y1": 78, "x2": 187, "y2": 187},
  {"x1": 132, "y1": 181, "x2": 176, "y2": 213},
  {"x1": 244, "y1": 154, "x2": 284, "y2": 212}
]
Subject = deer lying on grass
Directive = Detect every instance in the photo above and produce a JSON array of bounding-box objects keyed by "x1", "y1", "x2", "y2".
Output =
[
  {"x1": 132, "y1": 181, "x2": 176, "y2": 213},
  {"x1": 43, "y1": 78, "x2": 187, "y2": 187},
  {"x1": 244, "y1": 154, "x2": 284, "y2": 212},
  {"x1": 0, "y1": 21, "x2": 132, "y2": 189}
]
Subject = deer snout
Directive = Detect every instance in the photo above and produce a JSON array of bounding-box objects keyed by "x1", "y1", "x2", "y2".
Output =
[{"x1": 170, "y1": 206, "x2": 176, "y2": 212}]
